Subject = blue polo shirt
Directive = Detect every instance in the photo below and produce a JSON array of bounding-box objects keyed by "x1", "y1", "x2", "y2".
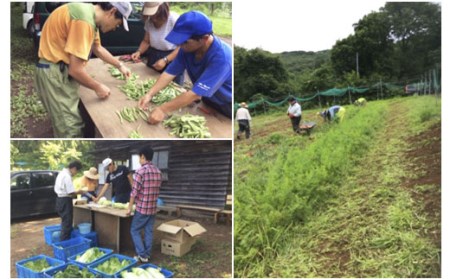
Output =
[{"x1": 165, "y1": 35, "x2": 232, "y2": 108}]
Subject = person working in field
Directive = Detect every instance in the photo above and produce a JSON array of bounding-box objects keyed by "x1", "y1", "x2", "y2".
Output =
[
  {"x1": 236, "y1": 102, "x2": 252, "y2": 139},
  {"x1": 34, "y1": 2, "x2": 133, "y2": 138},
  {"x1": 287, "y1": 97, "x2": 302, "y2": 133},
  {"x1": 354, "y1": 97, "x2": 367, "y2": 106},
  {"x1": 138, "y1": 11, "x2": 232, "y2": 123},
  {"x1": 319, "y1": 105, "x2": 346, "y2": 123}
]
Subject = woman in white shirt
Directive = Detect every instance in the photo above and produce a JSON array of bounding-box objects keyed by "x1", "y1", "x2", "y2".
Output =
[
  {"x1": 131, "y1": 2, "x2": 184, "y2": 85},
  {"x1": 287, "y1": 97, "x2": 302, "y2": 133}
]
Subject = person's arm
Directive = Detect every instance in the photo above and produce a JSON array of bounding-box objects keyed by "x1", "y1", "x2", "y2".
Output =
[
  {"x1": 92, "y1": 44, "x2": 131, "y2": 78},
  {"x1": 68, "y1": 55, "x2": 110, "y2": 99},
  {"x1": 131, "y1": 32, "x2": 150, "y2": 61},
  {"x1": 148, "y1": 90, "x2": 201, "y2": 124},
  {"x1": 126, "y1": 196, "x2": 135, "y2": 216},
  {"x1": 152, "y1": 47, "x2": 180, "y2": 71},
  {"x1": 93, "y1": 183, "x2": 109, "y2": 202},
  {"x1": 127, "y1": 173, "x2": 134, "y2": 190},
  {"x1": 138, "y1": 72, "x2": 176, "y2": 109}
]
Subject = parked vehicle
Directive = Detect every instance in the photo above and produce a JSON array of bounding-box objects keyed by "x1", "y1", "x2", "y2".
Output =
[
  {"x1": 33, "y1": 2, "x2": 145, "y2": 55},
  {"x1": 11, "y1": 170, "x2": 59, "y2": 219},
  {"x1": 404, "y1": 84, "x2": 419, "y2": 95},
  {"x1": 22, "y1": 2, "x2": 35, "y2": 36}
]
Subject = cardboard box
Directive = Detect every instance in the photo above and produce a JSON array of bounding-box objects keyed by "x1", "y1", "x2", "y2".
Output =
[
  {"x1": 157, "y1": 219, "x2": 206, "y2": 244},
  {"x1": 161, "y1": 239, "x2": 193, "y2": 257}
]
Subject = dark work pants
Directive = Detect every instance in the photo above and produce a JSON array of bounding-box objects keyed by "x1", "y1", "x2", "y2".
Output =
[
  {"x1": 202, "y1": 98, "x2": 232, "y2": 119},
  {"x1": 147, "y1": 47, "x2": 184, "y2": 86},
  {"x1": 238, "y1": 120, "x2": 251, "y2": 139},
  {"x1": 290, "y1": 115, "x2": 302, "y2": 133},
  {"x1": 55, "y1": 197, "x2": 73, "y2": 241}
]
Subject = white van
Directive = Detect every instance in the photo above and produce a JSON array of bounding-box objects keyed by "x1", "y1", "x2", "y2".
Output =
[{"x1": 22, "y1": 2, "x2": 34, "y2": 36}]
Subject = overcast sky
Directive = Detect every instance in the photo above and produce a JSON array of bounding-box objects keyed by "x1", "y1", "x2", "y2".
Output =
[{"x1": 233, "y1": 0, "x2": 387, "y2": 53}]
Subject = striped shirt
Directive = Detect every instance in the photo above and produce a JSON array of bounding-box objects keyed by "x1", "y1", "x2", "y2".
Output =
[{"x1": 130, "y1": 162, "x2": 162, "y2": 215}]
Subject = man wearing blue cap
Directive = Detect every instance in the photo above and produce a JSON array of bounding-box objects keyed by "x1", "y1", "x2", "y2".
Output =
[
  {"x1": 138, "y1": 11, "x2": 232, "y2": 123},
  {"x1": 35, "y1": 2, "x2": 133, "y2": 138}
]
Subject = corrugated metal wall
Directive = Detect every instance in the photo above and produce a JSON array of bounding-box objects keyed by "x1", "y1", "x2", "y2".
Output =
[{"x1": 92, "y1": 140, "x2": 231, "y2": 209}]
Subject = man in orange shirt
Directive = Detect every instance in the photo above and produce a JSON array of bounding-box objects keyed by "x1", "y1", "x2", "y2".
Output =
[{"x1": 35, "y1": 2, "x2": 132, "y2": 138}]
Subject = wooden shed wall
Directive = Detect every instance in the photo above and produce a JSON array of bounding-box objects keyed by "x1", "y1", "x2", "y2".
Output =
[{"x1": 92, "y1": 140, "x2": 231, "y2": 209}]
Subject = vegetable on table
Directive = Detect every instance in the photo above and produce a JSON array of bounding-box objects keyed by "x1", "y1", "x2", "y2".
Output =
[
  {"x1": 163, "y1": 114, "x2": 211, "y2": 138},
  {"x1": 108, "y1": 67, "x2": 139, "y2": 81},
  {"x1": 117, "y1": 107, "x2": 149, "y2": 123},
  {"x1": 151, "y1": 85, "x2": 183, "y2": 105}
]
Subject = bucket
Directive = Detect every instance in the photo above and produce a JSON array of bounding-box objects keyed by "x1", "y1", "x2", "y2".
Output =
[{"x1": 78, "y1": 223, "x2": 92, "y2": 235}]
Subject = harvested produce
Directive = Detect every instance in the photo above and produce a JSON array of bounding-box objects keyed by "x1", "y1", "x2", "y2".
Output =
[
  {"x1": 108, "y1": 67, "x2": 138, "y2": 81},
  {"x1": 120, "y1": 267, "x2": 165, "y2": 278},
  {"x1": 163, "y1": 114, "x2": 211, "y2": 138},
  {"x1": 75, "y1": 247, "x2": 106, "y2": 264},
  {"x1": 151, "y1": 85, "x2": 183, "y2": 105},
  {"x1": 23, "y1": 258, "x2": 52, "y2": 272},
  {"x1": 116, "y1": 107, "x2": 148, "y2": 123},
  {"x1": 94, "y1": 257, "x2": 131, "y2": 275},
  {"x1": 119, "y1": 79, "x2": 156, "y2": 100},
  {"x1": 53, "y1": 265, "x2": 96, "y2": 278},
  {"x1": 129, "y1": 129, "x2": 143, "y2": 138}
]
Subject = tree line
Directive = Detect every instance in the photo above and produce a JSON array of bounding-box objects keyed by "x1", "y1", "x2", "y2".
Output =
[{"x1": 234, "y1": 2, "x2": 441, "y2": 104}]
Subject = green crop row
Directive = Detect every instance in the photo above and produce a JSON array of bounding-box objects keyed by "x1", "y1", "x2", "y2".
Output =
[{"x1": 234, "y1": 102, "x2": 388, "y2": 277}]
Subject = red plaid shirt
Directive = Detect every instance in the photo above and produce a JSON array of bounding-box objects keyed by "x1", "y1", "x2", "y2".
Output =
[{"x1": 130, "y1": 162, "x2": 162, "y2": 215}]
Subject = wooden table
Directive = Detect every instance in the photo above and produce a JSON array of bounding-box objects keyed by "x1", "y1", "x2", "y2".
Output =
[
  {"x1": 73, "y1": 204, "x2": 134, "y2": 252},
  {"x1": 79, "y1": 58, "x2": 232, "y2": 138}
]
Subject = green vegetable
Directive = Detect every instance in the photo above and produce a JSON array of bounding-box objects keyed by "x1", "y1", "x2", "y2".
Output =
[
  {"x1": 119, "y1": 79, "x2": 156, "y2": 100},
  {"x1": 94, "y1": 257, "x2": 131, "y2": 275},
  {"x1": 108, "y1": 67, "x2": 139, "y2": 81},
  {"x1": 53, "y1": 264, "x2": 97, "y2": 278},
  {"x1": 23, "y1": 258, "x2": 52, "y2": 272},
  {"x1": 117, "y1": 107, "x2": 148, "y2": 124},
  {"x1": 163, "y1": 114, "x2": 211, "y2": 138},
  {"x1": 75, "y1": 247, "x2": 105, "y2": 264},
  {"x1": 151, "y1": 85, "x2": 183, "y2": 105}
]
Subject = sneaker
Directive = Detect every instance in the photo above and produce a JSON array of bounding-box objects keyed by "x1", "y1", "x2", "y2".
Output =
[{"x1": 133, "y1": 255, "x2": 149, "y2": 263}]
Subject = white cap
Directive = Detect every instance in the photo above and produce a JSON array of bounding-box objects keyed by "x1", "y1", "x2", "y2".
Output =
[
  {"x1": 102, "y1": 158, "x2": 112, "y2": 169},
  {"x1": 110, "y1": 2, "x2": 133, "y2": 31},
  {"x1": 143, "y1": 2, "x2": 162, "y2": 16}
]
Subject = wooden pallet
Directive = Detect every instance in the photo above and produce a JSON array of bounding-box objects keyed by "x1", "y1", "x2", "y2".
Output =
[{"x1": 214, "y1": 195, "x2": 232, "y2": 225}]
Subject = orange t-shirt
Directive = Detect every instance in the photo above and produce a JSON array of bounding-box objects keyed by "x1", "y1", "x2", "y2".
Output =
[{"x1": 38, "y1": 3, "x2": 101, "y2": 64}]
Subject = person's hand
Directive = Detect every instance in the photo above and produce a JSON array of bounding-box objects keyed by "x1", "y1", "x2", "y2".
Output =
[
  {"x1": 92, "y1": 197, "x2": 99, "y2": 203},
  {"x1": 148, "y1": 107, "x2": 167, "y2": 124},
  {"x1": 119, "y1": 64, "x2": 131, "y2": 79},
  {"x1": 152, "y1": 59, "x2": 166, "y2": 71},
  {"x1": 126, "y1": 208, "x2": 132, "y2": 216},
  {"x1": 131, "y1": 51, "x2": 141, "y2": 62},
  {"x1": 95, "y1": 83, "x2": 110, "y2": 99},
  {"x1": 138, "y1": 94, "x2": 152, "y2": 109}
]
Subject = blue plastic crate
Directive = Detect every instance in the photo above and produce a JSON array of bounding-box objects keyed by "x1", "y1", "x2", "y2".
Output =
[
  {"x1": 67, "y1": 247, "x2": 113, "y2": 267},
  {"x1": 43, "y1": 262, "x2": 99, "y2": 278},
  {"x1": 16, "y1": 254, "x2": 65, "y2": 278},
  {"x1": 72, "y1": 229, "x2": 98, "y2": 247},
  {"x1": 43, "y1": 225, "x2": 62, "y2": 245},
  {"x1": 115, "y1": 263, "x2": 174, "y2": 278},
  {"x1": 52, "y1": 237, "x2": 92, "y2": 262},
  {"x1": 87, "y1": 254, "x2": 137, "y2": 278}
]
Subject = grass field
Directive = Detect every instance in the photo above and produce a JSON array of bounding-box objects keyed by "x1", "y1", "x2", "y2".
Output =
[{"x1": 234, "y1": 95, "x2": 441, "y2": 278}]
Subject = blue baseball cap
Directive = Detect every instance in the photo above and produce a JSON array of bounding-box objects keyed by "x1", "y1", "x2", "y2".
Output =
[{"x1": 165, "y1": 11, "x2": 213, "y2": 45}]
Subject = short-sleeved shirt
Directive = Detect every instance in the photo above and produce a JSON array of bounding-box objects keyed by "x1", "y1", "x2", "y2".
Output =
[
  {"x1": 38, "y1": 3, "x2": 101, "y2": 64},
  {"x1": 54, "y1": 168, "x2": 75, "y2": 197},
  {"x1": 144, "y1": 13, "x2": 179, "y2": 51},
  {"x1": 165, "y1": 35, "x2": 232, "y2": 107},
  {"x1": 106, "y1": 166, "x2": 132, "y2": 196},
  {"x1": 235, "y1": 108, "x2": 251, "y2": 121},
  {"x1": 130, "y1": 162, "x2": 162, "y2": 215}
]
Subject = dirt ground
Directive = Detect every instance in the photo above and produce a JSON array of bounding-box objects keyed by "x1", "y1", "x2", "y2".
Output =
[{"x1": 10, "y1": 212, "x2": 232, "y2": 278}]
